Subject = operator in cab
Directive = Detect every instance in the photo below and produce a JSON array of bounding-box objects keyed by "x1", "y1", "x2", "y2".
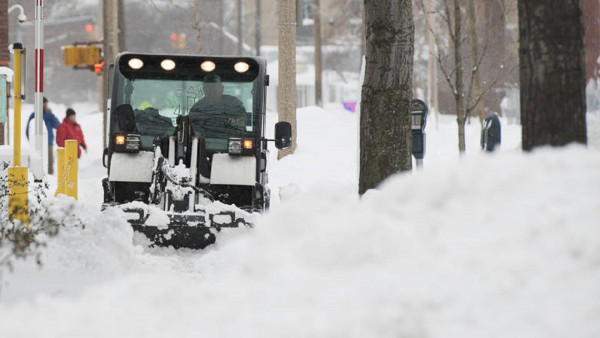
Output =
[{"x1": 189, "y1": 74, "x2": 247, "y2": 135}]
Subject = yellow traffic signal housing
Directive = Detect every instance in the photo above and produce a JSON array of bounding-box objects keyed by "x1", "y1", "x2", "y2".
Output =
[{"x1": 63, "y1": 45, "x2": 102, "y2": 67}]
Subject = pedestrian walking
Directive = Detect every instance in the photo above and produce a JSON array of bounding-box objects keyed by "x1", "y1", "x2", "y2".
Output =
[
  {"x1": 56, "y1": 108, "x2": 87, "y2": 158},
  {"x1": 25, "y1": 97, "x2": 60, "y2": 174}
]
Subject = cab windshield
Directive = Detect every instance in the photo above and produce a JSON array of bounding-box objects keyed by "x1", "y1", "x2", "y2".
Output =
[{"x1": 112, "y1": 55, "x2": 259, "y2": 151}]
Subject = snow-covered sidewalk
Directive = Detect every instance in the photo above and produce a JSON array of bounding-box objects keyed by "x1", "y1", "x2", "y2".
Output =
[{"x1": 1, "y1": 104, "x2": 599, "y2": 337}]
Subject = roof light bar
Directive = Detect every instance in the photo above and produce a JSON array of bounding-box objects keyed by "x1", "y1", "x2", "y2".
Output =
[
  {"x1": 201, "y1": 60, "x2": 216, "y2": 72},
  {"x1": 234, "y1": 61, "x2": 250, "y2": 73},
  {"x1": 161, "y1": 59, "x2": 176, "y2": 71},
  {"x1": 128, "y1": 58, "x2": 144, "y2": 70}
]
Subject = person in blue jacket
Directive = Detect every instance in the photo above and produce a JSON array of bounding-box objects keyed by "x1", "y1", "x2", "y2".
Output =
[{"x1": 25, "y1": 97, "x2": 60, "y2": 175}]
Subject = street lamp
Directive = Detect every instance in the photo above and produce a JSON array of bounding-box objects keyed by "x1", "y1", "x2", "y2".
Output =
[
  {"x1": 8, "y1": 5, "x2": 27, "y2": 23},
  {"x1": 8, "y1": 4, "x2": 27, "y2": 43}
]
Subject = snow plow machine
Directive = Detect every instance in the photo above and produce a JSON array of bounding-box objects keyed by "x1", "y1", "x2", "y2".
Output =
[{"x1": 101, "y1": 53, "x2": 291, "y2": 249}]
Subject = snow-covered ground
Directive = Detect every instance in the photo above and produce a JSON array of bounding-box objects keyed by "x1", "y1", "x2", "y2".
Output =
[{"x1": 1, "y1": 101, "x2": 599, "y2": 337}]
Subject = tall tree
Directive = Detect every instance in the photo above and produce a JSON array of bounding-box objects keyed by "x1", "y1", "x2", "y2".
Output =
[
  {"x1": 359, "y1": 0, "x2": 414, "y2": 194},
  {"x1": 420, "y1": 0, "x2": 513, "y2": 153},
  {"x1": 518, "y1": 0, "x2": 587, "y2": 150}
]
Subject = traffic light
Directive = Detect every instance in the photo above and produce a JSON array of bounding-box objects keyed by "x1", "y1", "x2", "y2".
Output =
[
  {"x1": 63, "y1": 45, "x2": 102, "y2": 67},
  {"x1": 94, "y1": 62, "x2": 104, "y2": 74},
  {"x1": 170, "y1": 33, "x2": 186, "y2": 49},
  {"x1": 85, "y1": 24, "x2": 96, "y2": 39}
]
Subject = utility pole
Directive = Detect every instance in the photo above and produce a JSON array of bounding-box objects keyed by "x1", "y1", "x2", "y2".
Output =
[
  {"x1": 237, "y1": 0, "x2": 243, "y2": 55},
  {"x1": 118, "y1": 0, "x2": 125, "y2": 51},
  {"x1": 218, "y1": 0, "x2": 224, "y2": 54},
  {"x1": 102, "y1": 0, "x2": 120, "y2": 148},
  {"x1": 255, "y1": 0, "x2": 261, "y2": 56},
  {"x1": 278, "y1": 0, "x2": 297, "y2": 159},
  {"x1": 313, "y1": 0, "x2": 322, "y2": 107}
]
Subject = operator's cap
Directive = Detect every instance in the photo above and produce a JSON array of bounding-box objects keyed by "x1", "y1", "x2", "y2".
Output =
[
  {"x1": 66, "y1": 108, "x2": 76, "y2": 117},
  {"x1": 203, "y1": 74, "x2": 222, "y2": 84},
  {"x1": 43, "y1": 97, "x2": 48, "y2": 103}
]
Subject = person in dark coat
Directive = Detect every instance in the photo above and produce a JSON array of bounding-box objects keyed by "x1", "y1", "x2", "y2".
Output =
[
  {"x1": 56, "y1": 108, "x2": 87, "y2": 158},
  {"x1": 481, "y1": 112, "x2": 501, "y2": 152},
  {"x1": 25, "y1": 97, "x2": 60, "y2": 174},
  {"x1": 189, "y1": 74, "x2": 247, "y2": 137}
]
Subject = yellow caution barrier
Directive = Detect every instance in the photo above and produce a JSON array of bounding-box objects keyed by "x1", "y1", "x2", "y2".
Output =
[{"x1": 64, "y1": 140, "x2": 78, "y2": 200}]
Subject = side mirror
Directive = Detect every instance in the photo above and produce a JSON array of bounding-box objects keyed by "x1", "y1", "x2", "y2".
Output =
[
  {"x1": 115, "y1": 104, "x2": 136, "y2": 133},
  {"x1": 274, "y1": 122, "x2": 292, "y2": 149},
  {"x1": 102, "y1": 148, "x2": 109, "y2": 168}
]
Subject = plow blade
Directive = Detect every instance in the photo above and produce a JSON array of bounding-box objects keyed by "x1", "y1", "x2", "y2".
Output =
[
  {"x1": 131, "y1": 222, "x2": 216, "y2": 249},
  {"x1": 121, "y1": 207, "x2": 248, "y2": 249}
]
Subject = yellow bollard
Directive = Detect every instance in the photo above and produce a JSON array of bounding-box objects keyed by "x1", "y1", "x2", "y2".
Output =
[
  {"x1": 8, "y1": 43, "x2": 29, "y2": 227},
  {"x1": 8, "y1": 167, "x2": 29, "y2": 226},
  {"x1": 12, "y1": 44, "x2": 23, "y2": 167},
  {"x1": 55, "y1": 147, "x2": 65, "y2": 196},
  {"x1": 64, "y1": 140, "x2": 78, "y2": 200}
]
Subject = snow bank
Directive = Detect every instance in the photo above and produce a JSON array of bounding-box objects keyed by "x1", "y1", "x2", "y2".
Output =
[
  {"x1": 202, "y1": 145, "x2": 600, "y2": 337},
  {"x1": 1, "y1": 196, "x2": 138, "y2": 304},
  {"x1": 0, "y1": 104, "x2": 599, "y2": 337}
]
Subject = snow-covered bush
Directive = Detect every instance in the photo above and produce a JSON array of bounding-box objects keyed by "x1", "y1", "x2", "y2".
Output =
[{"x1": 0, "y1": 162, "x2": 82, "y2": 274}]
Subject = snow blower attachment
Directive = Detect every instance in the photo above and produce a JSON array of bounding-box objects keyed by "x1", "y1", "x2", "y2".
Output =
[{"x1": 101, "y1": 53, "x2": 291, "y2": 249}]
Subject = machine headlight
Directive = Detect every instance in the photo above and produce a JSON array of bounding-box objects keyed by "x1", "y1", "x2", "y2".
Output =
[
  {"x1": 128, "y1": 58, "x2": 144, "y2": 70},
  {"x1": 201, "y1": 60, "x2": 216, "y2": 72},
  {"x1": 228, "y1": 138, "x2": 254, "y2": 156},
  {"x1": 161, "y1": 59, "x2": 176, "y2": 71},
  {"x1": 234, "y1": 61, "x2": 250, "y2": 73},
  {"x1": 114, "y1": 134, "x2": 141, "y2": 153},
  {"x1": 228, "y1": 138, "x2": 242, "y2": 155}
]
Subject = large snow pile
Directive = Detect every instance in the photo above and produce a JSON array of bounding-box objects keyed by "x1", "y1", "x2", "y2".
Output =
[{"x1": 0, "y1": 103, "x2": 599, "y2": 337}]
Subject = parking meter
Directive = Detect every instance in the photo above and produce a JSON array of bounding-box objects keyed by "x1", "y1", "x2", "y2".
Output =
[
  {"x1": 481, "y1": 113, "x2": 501, "y2": 152},
  {"x1": 411, "y1": 99, "x2": 428, "y2": 167}
]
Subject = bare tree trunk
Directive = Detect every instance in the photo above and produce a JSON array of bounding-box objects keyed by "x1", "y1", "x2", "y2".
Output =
[
  {"x1": 482, "y1": 0, "x2": 506, "y2": 115},
  {"x1": 194, "y1": 0, "x2": 202, "y2": 53},
  {"x1": 360, "y1": 1, "x2": 366, "y2": 59},
  {"x1": 451, "y1": 0, "x2": 466, "y2": 153},
  {"x1": 118, "y1": 0, "x2": 126, "y2": 51},
  {"x1": 359, "y1": 0, "x2": 414, "y2": 194},
  {"x1": 313, "y1": 0, "x2": 323, "y2": 107},
  {"x1": 467, "y1": 0, "x2": 483, "y2": 125},
  {"x1": 426, "y1": 0, "x2": 438, "y2": 123},
  {"x1": 256, "y1": 0, "x2": 261, "y2": 56},
  {"x1": 518, "y1": 0, "x2": 587, "y2": 150},
  {"x1": 237, "y1": 0, "x2": 243, "y2": 55},
  {"x1": 218, "y1": 0, "x2": 224, "y2": 54}
]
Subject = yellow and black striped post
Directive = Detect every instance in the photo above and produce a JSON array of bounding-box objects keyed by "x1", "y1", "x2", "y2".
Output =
[{"x1": 8, "y1": 43, "x2": 29, "y2": 227}]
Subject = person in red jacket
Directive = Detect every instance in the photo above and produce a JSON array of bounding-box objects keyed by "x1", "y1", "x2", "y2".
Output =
[{"x1": 56, "y1": 108, "x2": 87, "y2": 158}]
